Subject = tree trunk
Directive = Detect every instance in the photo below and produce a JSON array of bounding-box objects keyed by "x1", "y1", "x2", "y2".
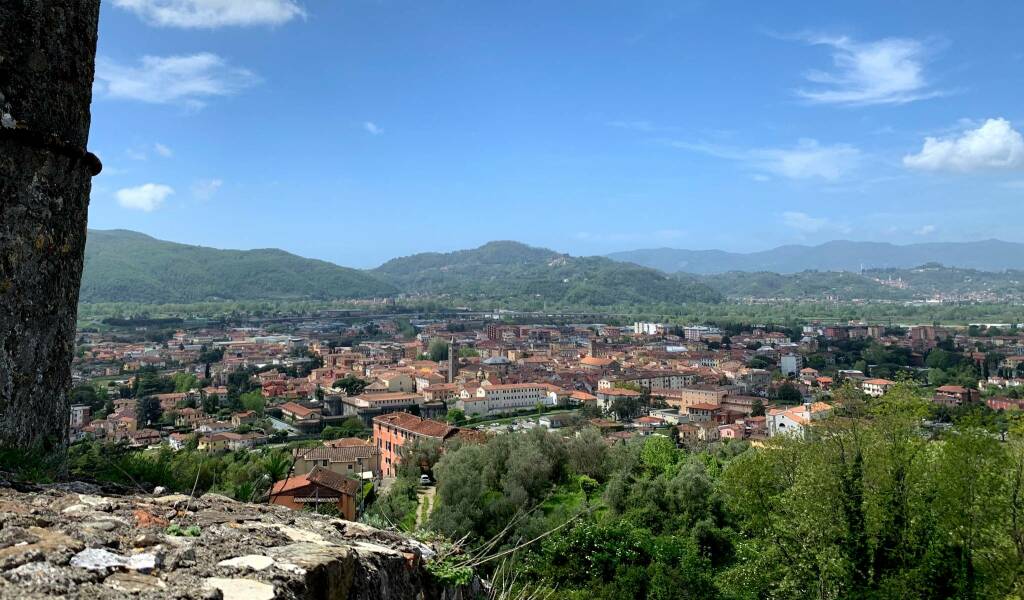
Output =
[{"x1": 0, "y1": 1, "x2": 101, "y2": 454}]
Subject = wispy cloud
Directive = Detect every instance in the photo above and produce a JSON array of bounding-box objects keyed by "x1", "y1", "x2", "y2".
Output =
[
  {"x1": 794, "y1": 34, "x2": 943, "y2": 106},
  {"x1": 781, "y1": 211, "x2": 829, "y2": 233},
  {"x1": 113, "y1": 0, "x2": 305, "y2": 28},
  {"x1": 127, "y1": 143, "x2": 174, "y2": 161},
  {"x1": 154, "y1": 143, "x2": 174, "y2": 158},
  {"x1": 672, "y1": 138, "x2": 861, "y2": 181},
  {"x1": 364, "y1": 121, "x2": 383, "y2": 135},
  {"x1": 914, "y1": 224, "x2": 936, "y2": 235},
  {"x1": 191, "y1": 178, "x2": 223, "y2": 200},
  {"x1": 607, "y1": 120, "x2": 657, "y2": 132},
  {"x1": 116, "y1": 183, "x2": 174, "y2": 211},
  {"x1": 95, "y1": 53, "x2": 258, "y2": 109},
  {"x1": 903, "y1": 118, "x2": 1024, "y2": 172}
]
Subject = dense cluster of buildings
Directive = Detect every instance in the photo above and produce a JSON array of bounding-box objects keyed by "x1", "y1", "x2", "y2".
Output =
[{"x1": 66, "y1": 313, "x2": 1024, "y2": 518}]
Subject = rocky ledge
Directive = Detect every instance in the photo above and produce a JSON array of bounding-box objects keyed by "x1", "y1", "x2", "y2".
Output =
[{"x1": 0, "y1": 481, "x2": 478, "y2": 599}]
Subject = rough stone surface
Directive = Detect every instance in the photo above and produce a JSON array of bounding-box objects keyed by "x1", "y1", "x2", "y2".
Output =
[
  {"x1": 0, "y1": 0, "x2": 101, "y2": 453},
  {"x1": 0, "y1": 484, "x2": 482, "y2": 598}
]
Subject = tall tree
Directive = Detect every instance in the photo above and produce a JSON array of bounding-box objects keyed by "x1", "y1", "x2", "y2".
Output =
[{"x1": 0, "y1": 1, "x2": 101, "y2": 453}]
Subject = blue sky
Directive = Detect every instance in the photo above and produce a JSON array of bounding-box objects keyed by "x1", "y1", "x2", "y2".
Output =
[{"x1": 89, "y1": 0, "x2": 1024, "y2": 267}]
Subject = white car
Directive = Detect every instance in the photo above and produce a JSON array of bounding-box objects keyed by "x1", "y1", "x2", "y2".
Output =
[{"x1": 419, "y1": 474, "x2": 432, "y2": 485}]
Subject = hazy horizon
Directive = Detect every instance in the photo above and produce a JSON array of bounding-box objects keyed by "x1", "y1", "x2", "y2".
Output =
[
  {"x1": 88, "y1": 1, "x2": 1024, "y2": 267},
  {"x1": 86, "y1": 228, "x2": 1021, "y2": 271}
]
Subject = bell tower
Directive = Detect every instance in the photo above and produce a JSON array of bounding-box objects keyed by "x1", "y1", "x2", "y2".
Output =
[{"x1": 447, "y1": 336, "x2": 459, "y2": 383}]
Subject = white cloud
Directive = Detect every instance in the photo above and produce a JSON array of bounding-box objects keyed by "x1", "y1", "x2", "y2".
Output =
[
  {"x1": 754, "y1": 139, "x2": 861, "y2": 180},
  {"x1": 903, "y1": 118, "x2": 1024, "y2": 172},
  {"x1": 113, "y1": 0, "x2": 305, "y2": 28},
  {"x1": 796, "y1": 35, "x2": 942, "y2": 106},
  {"x1": 192, "y1": 178, "x2": 223, "y2": 200},
  {"x1": 914, "y1": 224, "x2": 936, "y2": 235},
  {"x1": 116, "y1": 184, "x2": 174, "y2": 211},
  {"x1": 781, "y1": 211, "x2": 829, "y2": 232},
  {"x1": 607, "y1": 120, "x2": 656, "y2": 132},
  {"x1": 154, "y1": 143, "x2": 173, "y2": 157},
  {"x1": 364, "y1": 121, "x2": 383, "y2": 135},
  {"x1": 673, "y1": 138, "x2": 860, "y2": 181},
  {"x1": 95, "y1": 53, "x2": 258, "y2": 108}
]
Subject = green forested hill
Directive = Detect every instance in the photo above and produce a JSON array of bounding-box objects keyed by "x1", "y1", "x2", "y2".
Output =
[
  {"x1": 90, "y1": 232, "x2": 1022, "y2": 307},
  {"x1": 81, "y1": 233, "x2": 721, "y2": 307},
  {"x1": 372, "y1": 241, "x2": 723, "y2": 306},
  {"x1": 699, "y1": 264, "x2": 1024, "y2": 300},
  {"x1": 81, "y1": 229, "x2": 397, "y2": 303},
  {"x1": 698, "y1": 270, "x2": 911, "y2": 300},
  {"x1": 610, "y1": 239, "x2": 1024, "y2": 273}
]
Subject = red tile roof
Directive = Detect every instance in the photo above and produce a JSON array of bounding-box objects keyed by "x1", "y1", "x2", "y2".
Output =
[
  {"x1": 271, "y1": 466, "x2": 360, "y2": 496},
  {"x1": 372, "y1": 412, "x2": 454, "y2": 438},
  {"x1": 280, "y1": 402, "x2": 318, "y2": 418}
]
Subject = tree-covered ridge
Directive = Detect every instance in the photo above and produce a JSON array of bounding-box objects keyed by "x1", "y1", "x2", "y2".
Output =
[
  {"x1": 698, "y1": 270, "x2": 909, "y2": 300},
  {"x1": 700, "y1": 264, "x2": 1024, "y2": 300},
  {"x1": 82, "y1": 231, "x2": 1024, "y2": 307},
  {"x1": 372, "y1": 241, "x2": 723, "y2": 306},
  {"x1": 867, "y1": 263, "x2": 1024, "y2": 295},
  {"x1": 609, "y1": 239, "x2": 1024, "y2": 274},
  {"x1": 81, "y1": 229, "x2": 398, "y2": 303}
]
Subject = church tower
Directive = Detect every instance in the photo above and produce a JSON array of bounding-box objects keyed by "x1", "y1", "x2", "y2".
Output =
[{"x1": 447, "y1": 336, "x2": 459, "y2": 383}]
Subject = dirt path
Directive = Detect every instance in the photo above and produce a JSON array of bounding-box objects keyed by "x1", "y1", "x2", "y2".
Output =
[{"x1": 415, "y1": 484, "x2": 436, "y2": 529}]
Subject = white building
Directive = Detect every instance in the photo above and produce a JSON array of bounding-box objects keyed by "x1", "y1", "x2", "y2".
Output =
[
  {"x1": 780, "y1": 354, "x2": 803, "y2": 376},
  {"x1": 862, "y1": 378, "x2": 896, "y2": 397},
  {"x1": 633, "y1": 322, "x2": 666, "y2": 336},
  {"x1": 683, "y1": 325, "x2": 721, "y2": 341},
  {"x1": 597, "y1": 372, "x2": 696, "y2": 391},
  {"x1": 457, "y1": 383, "x2": 555, "y2": 418},
  {"x1": 69, "y1": 404, "x2": 91, "y2": 442},
  {"x1": 767, "y1": 401, "x2": 832, "y2": 437}
]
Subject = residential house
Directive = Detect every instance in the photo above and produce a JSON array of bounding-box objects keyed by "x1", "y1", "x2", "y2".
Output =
[
  {"x1": 293, "y1": 443, "x2": 380, "y2": 479},
  {"x1": 372, "y1": 412, "x2": 457, "y2": 478},
  {"x1": 862, "y1": 379, "x2": 896, "y2": 397},
  {"x1": 766, "y1": 402, "x2": 832, "y2": 438},
  {"x1": 269, "y1": 467, "x2": 361, "y2": 520},
  {"x1": 594, "y1": 387, "x2": 642, "y2": 414}
]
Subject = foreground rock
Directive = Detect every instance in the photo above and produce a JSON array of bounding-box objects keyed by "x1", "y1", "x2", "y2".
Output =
[{"x1": 0, "y1": 482, "x2": 479, "y2": 599}]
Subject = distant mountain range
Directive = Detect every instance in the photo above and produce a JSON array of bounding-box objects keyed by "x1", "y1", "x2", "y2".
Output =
[
  {"x1": 81, "y1": 230, "x2": 397, "y2": 303},
  {"x1": 81, "y1": 230, "x2": 1024, "y2": 306},
  {"x1": 82, "y1": 231, "x2": 721, "y2": 306},
  {"x1": 371, "y1": 241, "x2": 722, "y2": 306},
  {"x1": 696, "y1": 265, "x2": 1024, "y2": 301},
  {"x1": 607, "y1": 240, "x2": 1024, "y2": 274}
]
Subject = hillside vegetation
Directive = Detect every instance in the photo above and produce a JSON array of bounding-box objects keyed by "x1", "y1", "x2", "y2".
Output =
[
  {"x1": 372, "y1": 241, "x2": 723, "y2": 307},
  {"x1": 81, "y1": 229, "x2": 397, "y2": 303},
  {"x1": 701, "y1": 264, "x2": 1024, "y2": 300},
  {"x1": 83, "y1": 231, "x2": 1024, "y2": 307},
  {"x1": 610, "y1": 239, "x2": 1024, "y2": 274}
]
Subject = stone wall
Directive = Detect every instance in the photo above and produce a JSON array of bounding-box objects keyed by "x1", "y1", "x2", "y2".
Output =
[{"x1": 0, "y1": 480, "x2": 480, "y2": 599}]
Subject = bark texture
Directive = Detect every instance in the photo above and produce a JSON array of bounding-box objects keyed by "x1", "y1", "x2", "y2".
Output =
[{"x1": 0, "y1": 1, "x2": 101, "y2": 452}]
